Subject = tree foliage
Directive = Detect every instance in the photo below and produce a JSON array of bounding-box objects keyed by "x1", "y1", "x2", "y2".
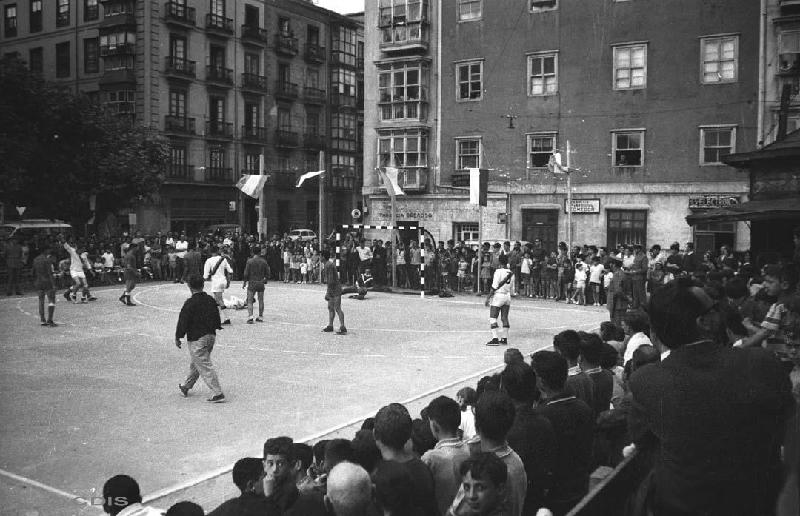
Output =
[{"x1": 0, "y1": 56, "x2": 169, "y2": 224}]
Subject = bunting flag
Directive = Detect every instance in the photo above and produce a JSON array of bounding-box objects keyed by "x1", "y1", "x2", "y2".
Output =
[
  {"x1": 296, "y1": 170, "x2": 324, "y2": 187},
  {"x1": 548, "y1": 152, "x2": 568, "y2": 174},
  {"x1": 236, "y1": 174, "x2": 268, "y2": 198},
  {"x1": 377, "y1": 166, "x2": 405, "y2": 196},
  {"x1": 469, "y1": 168, "x2": 488, "y2": 206}
]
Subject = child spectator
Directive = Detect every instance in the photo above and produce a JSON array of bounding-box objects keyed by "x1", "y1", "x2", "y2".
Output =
[
  {"x1": 480, "y1": 254, "x2": 493, "y2": 293},
  {"x1": 101, "y1": 475, "x2": 163, "y2": 516},
  {"x1": 421, "y1": 396, "x2": 471, "y2": 516},
  {"x1": 747, "y1": 264, "x2": 799, "y2": 348},
  {"x1": 207, "y1": 458, "x2": 278, "y2": 516},
  {"x1": 351, "y1": 429, "x2": 382, "y2": 475},
  {"x1": 588, "y1": 257, "x2": 604, "y2": 306},
  {"x1": 450, "y1": 453, "x2": 511, "y2": 516},
  {"x1": 552, "y1": 330, "x2": 595, "y2": 409},
  {"x1": 578, "y1": 332, "x2": 615, "y2": 417},
  {"x1": 457, "y1": 253, "x2": 469, "y2": 292},
  {"x1": 520, "y1": 252, "x2": 532, "y2": 298},
  {"x1": 599, "y1": 321, "x2": 626, "y2": 355},
  {"x1": 373, "y1": 460, "x2": 424, "y2": 516},
  {"x1": 456, "y1": 386, "x2": 477, "y2": 440},
  {"x1": 570, "y1": 258, "x2": 587, "y2": 305},
  {"x1": 261, "y1": 437, "x2": 326, "y2": 516},
  {"x1": 621, "y1": 310, "x2": 652, "y2": 365},
  {"x1": 545, "y1": 251, "x2": 558, "y2": 300}
]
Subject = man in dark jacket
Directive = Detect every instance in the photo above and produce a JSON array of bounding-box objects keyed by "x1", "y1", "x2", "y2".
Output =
[
  {"x1": 629, "y1": 278, "x2": 795, "y2": 516},
  {"x1": 176, "y1": 274, "x2": 224, "y2": 403},
  {"x1": 242, "y1": 246, "x2": 270, "y2": 324},
  {"x1": 208, "y1": 458, "x2": 279, "y2": 516},
  {"x1": 182, "y1": 243, "x2": 204, "y2": 283}
]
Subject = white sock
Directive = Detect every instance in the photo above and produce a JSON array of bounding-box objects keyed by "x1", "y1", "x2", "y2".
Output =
[{"x1": 491, "y1": 326, "x2": 499, "y2": 339}]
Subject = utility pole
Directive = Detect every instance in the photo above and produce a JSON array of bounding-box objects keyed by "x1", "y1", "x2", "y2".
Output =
[
  {"x1": 318, "y1": 150, "x2": 325, "y2": 242},
  {"x1": 259, "y1": 154, "x2": 267, "y2": 239},
  {"x1": 566, "y1": 140, "x2": 573, "y2": 252}
]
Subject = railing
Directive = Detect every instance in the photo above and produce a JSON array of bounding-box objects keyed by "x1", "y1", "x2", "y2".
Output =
[
  {"x1": 206, "y1": 167, "x2": 232, "y2": 182},
  {"x1": 274, "y1": 81, "x2": 299, "y2": 99},
  {"x1": 164, "y1": 2, "x2": 196, "y2": 25},
  {"x1": 274, "y1": 33, "x2": 299, "y2": 55},
  {"x1": 206, "y1": 121, "x2": 233, "y2": 138},
  {"x1": 166, "y1": 163, "x2": 191, "y2": 179},
  {"x1": 241, "y1": 73, "x2": 267, "y2": 91},
  {"x1": 100, "y1": 43, "x2": 135, "y2": 56},
  {"x1": 242, "y1": 126, "x2": 267, "y2": 141},
  {"x1": 205, "y1": 13, "x2": 233, "y2": 33},
  {"x1": 241, "y1": 24, "x2": 268, "y2": 44},
  {"x1": 303, "y1": 86, "x2": 326, "y2": 104},
  {"x1": 206, "y1": 65, "x2": 233, "y2": 84},
  {"x1": 275, "y1": 130, "x2": 299, "y2": 147},
  {"x1": 565, "y1": 449, "x2": 650, "y2": 516},
  {"x1": 304, "y1": 43, "x2": 326, "y2": 63},
  {"x1": 164, "y1": 56, "x2": 196, "y2": 77},
  {"x1": 164, "y1": 115, "x2": 195, "y2": 134},
  {"x1": 105, "y1": 101, "x2": 135, "y2": 115}
]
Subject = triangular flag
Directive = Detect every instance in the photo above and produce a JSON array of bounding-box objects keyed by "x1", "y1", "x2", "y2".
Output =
[
  {"x1": 469, "y1": 168, "x2": 488, "y2": 206},
  {"x1": 378, "y1": 166, "x2": 405, "y2": 196},
  {"x1": 296, "y1": 170, "x2": 324, "y2": 187},
  {"x1": 236, "y1": 174, "x2": 268, "y2": 198},
  {"x1": 548, "y1": 152, "x2": 567, "y2": 174}
]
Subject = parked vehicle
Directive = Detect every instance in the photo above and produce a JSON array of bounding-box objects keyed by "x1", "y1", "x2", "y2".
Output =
[
  {"x1": 0, "y1": 219, "x2": 72, "y2": 240},
  {"x1": 288, "y1": 228, "x2": 317, "y2": 242}
]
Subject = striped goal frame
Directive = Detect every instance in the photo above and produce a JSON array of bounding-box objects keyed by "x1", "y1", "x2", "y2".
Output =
[{"x1": 336, "y1": 224, "x2": 427, "y2": 298}]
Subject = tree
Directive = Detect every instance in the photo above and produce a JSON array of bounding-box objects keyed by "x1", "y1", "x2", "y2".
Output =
[{"x1": 0, "y1": 56, "x2": 169, "y2": 227}]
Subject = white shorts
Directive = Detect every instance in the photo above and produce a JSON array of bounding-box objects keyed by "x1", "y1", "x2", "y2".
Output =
[
  {"x1": 70, "y1": 271, "x2": 87, "y2": 281},
  {"x1": 490, "y1": 292, "x2": 512, "y2": 308},
  {"x1": 211, "y1": 278, "x2": 227, "y2": 293}
]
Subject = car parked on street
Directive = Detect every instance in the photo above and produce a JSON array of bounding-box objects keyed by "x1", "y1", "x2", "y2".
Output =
[{"x1": 288, "y1": 228, "x2": 317, "y2": 242}]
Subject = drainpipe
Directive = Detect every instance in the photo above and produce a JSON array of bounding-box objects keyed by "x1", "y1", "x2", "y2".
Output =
[
  {"x1": 757, "y1": 0, "x2": 767, "y2": 147},
  {"x1": 434, "y1": 0, "x2": 442, "y2": 191}
]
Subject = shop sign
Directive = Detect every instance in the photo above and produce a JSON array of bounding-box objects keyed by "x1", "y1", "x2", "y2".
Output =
[
  {"x1": 688, "y1": 195, "x2": 739, "y2": 209},
  {"x1": 564, "y1": 199, "x2": 600, "y2": 214},
  {"x1": 374, "y1": 210, "x2": 434, "y2": 220}
]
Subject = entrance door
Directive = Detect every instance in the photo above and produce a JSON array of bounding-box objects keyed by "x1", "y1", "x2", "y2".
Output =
[
  {"x1": 396, "y1": 220, "x2": 420, "y2": 247},
  {"x1": 522, "y1": 210, "x2": 558, "y2": 251}
]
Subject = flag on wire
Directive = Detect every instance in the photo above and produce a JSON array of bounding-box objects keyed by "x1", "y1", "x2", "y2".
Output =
[
  {"x1": 377, "y1": 166, "x2": 405, "y2": 196},
  {"x1": 296, "y1": 170, "x2": 324, "y2": 187},
  {"x1": 548, "y1": 152, "x2": 568, "y2": 174},
  {"x1": 236, "y1": 174, "x2": 268, "y2": 198},
  {"x1": 469, "y1": 168, "x2": 488, "y2": 206}
]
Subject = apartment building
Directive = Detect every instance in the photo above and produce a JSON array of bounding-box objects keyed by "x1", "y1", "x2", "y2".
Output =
[
  {"x1": 362, "y1": 0, "x2": 758, "y2": 254},
  {"x1": 0, "y1": 0, "x2": 364, "y2": 236}
]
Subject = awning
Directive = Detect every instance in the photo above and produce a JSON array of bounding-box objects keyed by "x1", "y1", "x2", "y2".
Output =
[{"x1": 685, "y1": 198, "x2": 800, "y2": 224}]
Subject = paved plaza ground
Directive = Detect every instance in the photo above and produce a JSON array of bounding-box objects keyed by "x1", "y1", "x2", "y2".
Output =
[{"x1": 0, "y1": 281, "x2": 608, "y2": 516}]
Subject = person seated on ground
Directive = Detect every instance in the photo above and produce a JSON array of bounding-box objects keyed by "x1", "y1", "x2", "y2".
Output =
[
  {"x1": 627, "y1": 278, "x2": 795, "y2": 516},
  {"x1": 261, "y1": 436, "x2": 326, "y2": 516},
  {"x1": 450, "y1": 391, "x2": 527, "y2": 516},
  {"x1": 293, "y1": 443, "x2": 316, "y2": 492},
  {"x1": 449, "y1": 452, "x2": 512, "y2": 516},
  {"x1": 208, "y1": 457, "x2": 278, "y2": 516},
  {"x1": 351, "y1": 429, "x2": 382, "y2": 475},
  {"x1": 456, "y1": 386, "x2": 477, "y2": 441},
  {"x1": 373, "y1": 460, "x2": 425, "y2": 516},
  {"x1": 621, "y1": 310, "x2": 652, "y2": 365},
  {"x1": 500, "y1": 362, "x2": 557, "y2": 514},
  {"x1": 101, "y1": 474, "x2": 163, "y2": 516},
  {"x1": 166, "y1": 501, "x2": 204, "y2": 516},
  {"x1": 552, "y1": 330, "x2": 595, "y2": 409},
  {"x1": 578, "y1": 332, "x2": 615, "y2": 417},
  {"x1": 531, "y1": 351, "x2": 594, "y2": 516},
  {"x1": 421, "y1": 396, "x2": 471, "y2": 516},
  {"x1": 324, "y1": 462, "x2": 377, "y2": 516},
  {"x1": 372, "y1": 403, "x2": 438, "y2": 516}
]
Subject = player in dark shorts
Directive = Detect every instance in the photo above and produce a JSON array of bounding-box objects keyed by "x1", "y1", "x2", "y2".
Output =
[
  {"x1": 32, "y1": 246, "x2": 58, "y2": 326},
  {"x1": 119, "y1": 242, "x2": 138, "y2": 306},
  {"x1": 241, "y1": 246, "x2": 270, "y2": 324},
  {"x1": 321, "y1": 250, "x2": 346, "y2": 335}
]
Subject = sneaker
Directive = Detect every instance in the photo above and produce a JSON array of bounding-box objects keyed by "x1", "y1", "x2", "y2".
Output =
[
  {"x1": 178, "y1": 384, "x2": 189, "y2": 397},
  {"x1": 87, "y1": 296, "x2": 98, "y2": 302},
  {"x1": 119, "y1": 294, "x2": 126, "y2": 305},
  {"x1": 40, "y1": 321, "x2": 48, "y2": 326},
  {"x1": 222, "y1": 319, "x2": 231, "y2": 325},
  {"x1": 207, "y1": 394, "x2": 226, "y2": 403},
  {"x1": 246, "y1": 318, "x2": 254, "y2": 324},
  {"x1": 47, "y1": 321, "x2": 58, "y2": 327},
  {"x1": 255, "y1": 317, "x2": 263, "y2": 322},
  {"x1": 500, "y1": 338, "x2": 508, "y2": 345},
  {"x1": 486, "y1": 338, "x2": 501, "y2": 346},
  {"x1": 65, "y1": 290, "x2": 72, "y2": 301},
  {"x1": 336, "y1": 327, "x2": 347, "y2": 335},
  {"x1": 322, "y1": 325, "x2": 334, "y2": 332},
  {"x1": 125, "y1": 300, "x2": 137, "y2": 306}
]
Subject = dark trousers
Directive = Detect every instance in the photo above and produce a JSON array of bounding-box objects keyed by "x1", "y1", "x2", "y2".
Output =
[{"x1": 6, "y1": 266, "x2": 21, "y2": 294}]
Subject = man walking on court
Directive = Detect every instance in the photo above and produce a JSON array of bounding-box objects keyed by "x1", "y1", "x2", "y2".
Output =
[
  {"x1": 32, "y1": 246, "x2": 58, "y2": 326},
  {"x1": 321, "y1": 250, "x2": 346, "y2": 335},
  {"x1": 119, "y1": 241, "x2": 138, "y2": 306},
  {"x1": 242, "y1": 246, "x2": 269, "y2": 324},
  {"x1": 204, "y1": 245, "x2": 234, "y2": 325},
  {"x1": 176, "y1": 275, "x2": 225, "y2": 403}
]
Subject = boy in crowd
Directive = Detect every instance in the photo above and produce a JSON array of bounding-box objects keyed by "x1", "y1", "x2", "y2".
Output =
[
  {"x1": 207, "y1": 458, "x2": 278, "y2": 516},
  {"x1": 746, "y1": 263, "x2": 799, "y2": 348},
  {"x1": 261, "y1": 437, "x2": 326, "y2": 516},
  {"x1": 450, "y1": 453, "x2": 512, "y2": 516},
  {"x1": 578, "y1": 332, "x2": 615, "y2": 417},
  {"x1": 588, "y1": 257, "x2": 604, "y2": 306},
  {"x1": 456, "y1": 386, "x2": 477, "y2": 440},
  {"x1": 422, "y1": 396, "x2": 471, "y2": 516},
  {"x1": 100, "y1": 475, "x2": 162, "y2": 516},
  {"x1": 553, "y1": 330, "x2": 595, "y2": 409}
]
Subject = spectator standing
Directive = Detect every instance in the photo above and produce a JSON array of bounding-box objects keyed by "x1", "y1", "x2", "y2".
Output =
[
  {"x1": 4, "y1": 236, "x2": 23, "y2": 295},
  {"x1": 450, "y1": 453, "x2": 513, "y2": 516},
  {"x1": 242, "y1": 246, "x2": 269, "y2": 324},
  {"x1": 621, "y1": 311, "x2": 652, "y2": 366},
  {"x1": 422, "y1": 396, "x2": 471, "y2": 516},
  {"x1": 552, "y1": 330, "x2": 595, "y2": 409},
  {"x1": 182, "y1": 244, "x2": 203, "y2": 284},
  {"x1": 578, "y1": 333, "x2": 615, "y2": 417},
  {"x1": 174, "y1": 234, "x2": 188, "y2": 283},
  {"x1": 207, "y1": 458, "x2": 278, "y2": 516},
  {"x1": 32, "y1": 246, "x2": 57, "y2": 326},
  {"x1": 629, "y1": 244, "x2": 648, "y2": 309}
]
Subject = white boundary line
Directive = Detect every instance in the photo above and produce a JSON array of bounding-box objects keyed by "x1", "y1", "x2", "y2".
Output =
[{"x1": 0, "y1": 467, "x2": 101, "y2": 511}]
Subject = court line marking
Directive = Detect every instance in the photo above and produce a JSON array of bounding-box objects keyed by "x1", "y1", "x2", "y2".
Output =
[{"x1": 0, "y1": 468, "x2": 102, "y2": 512}]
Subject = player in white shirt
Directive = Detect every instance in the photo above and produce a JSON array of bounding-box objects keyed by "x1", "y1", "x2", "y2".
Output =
[
  {"x1": 203, "y1": 245, "x2": 234, "y2": 325},
  {"x1": 486, "y1": 254, "x2": 514, "y2": 346},
  {"x1": 63, "y1": 241, "x2": 95, "y2": 303}
]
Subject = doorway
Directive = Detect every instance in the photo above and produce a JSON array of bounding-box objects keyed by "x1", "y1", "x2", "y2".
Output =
[{"x1": 522, "y1": 209, "x2": 558, "y2": 251}]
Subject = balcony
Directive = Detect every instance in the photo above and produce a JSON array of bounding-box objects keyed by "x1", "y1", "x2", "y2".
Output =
[
  {"x1": 275, "y1": 130, "x2": 299, "y2": 148},
  {"x1": 304, "y1": 43, "x2": 326, "y2": 64},
  {"x1": 241, "y1": 25, "x2": 268, "y2": 46},
  {"x1": 205, "y1": 13, "x2": 233, "y2": 36},
  {"x1": 205, "y1": 167, "x2": 233, "y2": 183},
  {"x1": 242, "y1": 125, "x2": 267, "y2": 142},
  {"x1": 164, "y1": 2, "x2": 196, "y2": 27},
  {"x1": 379, "y1": 21, "x2": 429, "y2": 54},
  {"x1": 165, "y1": 163, "x2": 192, "y2": 180},
  {"x1": 99, "y1": 11, "x2": 136, "y2": 29},
  {"x1": 85, "y1": 4, "x2": 99, "y2": 21},
  {"x1": 164, "y1": 56, "x2": 196, "y2": 79},
  {"x1": 303, "y1": 86, "x2": 326, "y2": 104},
  {"x1": 206, "y1": 120, "x2": 233, "y2": 139},
  {"x1": 274, "y1": 81, "x2": 299, "y2": 100},
  {"x1": 164, "y1": 115, "x2": 196, "y2": 135},
  {"x1": 330, "y1": 93, "x2": 357, "y2": 109},
  {"x1": 778, "y1": 52, "x2": 800, "y2": 76},
  {"x1": 105, "y1": 101, "x2": 135, "y2": 115},
  {"x1": 274, "y1": 33, "x2": 299, "y2": 56},
  {"x1": 303, "y1": 133, "x2": 326, "y2": 149},
  {"x1": 241, "y1": 73, "x2": 267, "y2": 92},
  {"x1": 99, "y1": 68, "x2": 136, "y2": 85},
  {"x1": 100, "y1": 43, "x2": 135, "y2": 56},
  {"x1": 206, "y1": 65, "x2": 233, "y2": 86}
]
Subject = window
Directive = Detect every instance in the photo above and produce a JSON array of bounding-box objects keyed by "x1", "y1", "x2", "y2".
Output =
[
  {"x1": 171, "y1": 146, "x2": 186, "y2": 166},
  {"x1": 456, "y1": 60, "x2": 482, "y2": 100},
  {"x1": 527, "y1": 53, "x2": 557, "y2": 95},
  {"x1": 456, "y1": 138, "x2": 481, "y2": 170},
  {"x1": 378, "y1": 129, "x2": 428, "y2": 169},
  {"x1": 277, "y1": 107, "x2": 291, "y2": 131},
  {"x1": 607, "y1": 210, "x2": 647, "y2": 249},
  {"x1": 4, "y1": 4, "x2": 17, "y2": 37},
  {"x1": 306, "y1": 67, "x2": 319, "y2": 88},
  {"x1": 278, "y1": 62, "x2": 291, "y2": 84},
  {"x1": 332, "y1": 67, "x2": 356, "y2": 97},
  {"x1": 244, "y1": 4, "x2": 258, "y2": 27},
  {"x1": 30, "y1": 0, "x2": 42, "y2": 32},
  {"x1": 100, "y1": 31, "x2": 135, "y2": 53},
  {"x1": 332, "y1": 25, "x2": 356, "y2": 66},
  {"x1": 170, "y1": 35, "x2": 186, "y2": 59},
  {"x1": 612, "y1": 130, "x2": 644, "y2": 167},
  {"x1": 56, "y1": 41, "x2": 70, "y2": 77},
  {"x1": 244, "y1": 102, "x2": 259, "y2": 129},
  {"x1": 780, "y1": 30, "x2": 800, "y2": 53},
  {"x1": 29, "y1": 47, "x2": 43, "y2": 73},
  {"x1": 527, "y1": 133, "x2": 556, "y2": 168},
  {"x1": 529, "y1": 0, "x2": 558, "y2": 13},
  {"x1": 613, "y1": 43, "x2": 647, "y2": 90},
  {"x1": 103, "y1": 0, "x2": 134, "y2": 17},
  {"x1": 307, "y1": 25, "x2": 319, "y2": 46},
  {"x1": 700, "y1": 126, "x2": 735, "y2": 165},
  {"x1": 331, "y1": 154, "x2": 356, "y2": 189},
  {"x1": 210, "y1": 0, "x2": 225, "y2": 17},
  {"x1": 209, "y1": 147, "x2": 226, "y2": 169},
  {"x1": 244, "y1": 53, "x2": 260, "y2": 75},
  {"x1": 106, "y1": 89, "x2": 134, "y2": 113},
  {"x1": 209, "y1": 97, "x2": 225, "y2": 122},
  {"x1": 378, "y1": 62, "x2": 429, "y2": 121},
  {"x1": 330, "y1": 112, "x2": 356, "y2": 151},
  {"x1": 305, "y1": 108, "x2": 320, "y2": 134},
  {"x1": 458, "y1": 0, "x2": 481, "y2": 21},
  {"x1": 701, "y1": 35, "x2": 738, "y2": 83},
  {"x1": 169, "y1": 89, "x2": 186, "y2": 117},
  {"x1": 454, "y1": 222, "x2": 479, "y2": 243},
  {"x1": 210, "y1": 45, "x2": 225, "y2": 68},
  {"x1": 84, "y1": 38, "x2": 99, "y2": 73},
  {"x1": 278, "y1": 17, "x2": 291, "y2": 36},
  {"x1": 84, "y1": 0, "x2": 99, "y2": 21},
  {"x1": 57, "y1": 0, "x2": 70, "y2": 27},
  {"x1": 379, "y1": 0, "x2": 428, "y2": 46},
  {"x1": 244, "y1": 153, "x2": 260, "y2": 173}
]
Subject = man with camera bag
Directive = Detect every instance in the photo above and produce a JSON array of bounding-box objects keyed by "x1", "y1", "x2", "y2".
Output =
[
  {"x1": 203, "y1": 245, "x2": 233, "y2": 325},
  {"x1": 486, "y1": 254, "x2": 514, "y2": 346}
]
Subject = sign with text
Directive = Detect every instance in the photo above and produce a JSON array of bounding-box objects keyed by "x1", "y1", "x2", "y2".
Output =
[
  {"x1": 688, "y1": 195, "x2": 739, "y2": 209},
  {"x1": 564, "y1": 199, "x2": 600, "y2": 214}
]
